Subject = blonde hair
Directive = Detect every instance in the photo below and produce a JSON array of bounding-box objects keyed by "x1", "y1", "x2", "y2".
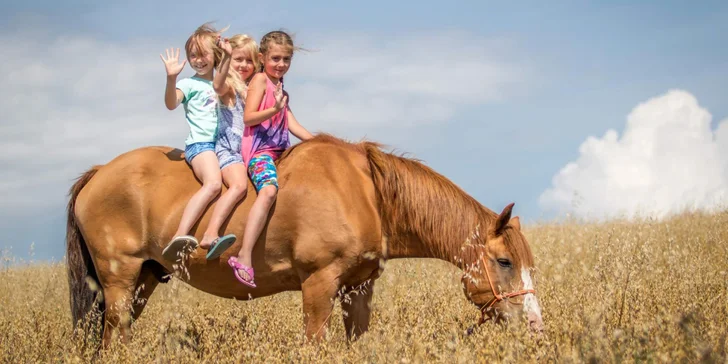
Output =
[
  {"x1": 184, "y1": 22, "x2": 229, "y2": 68},
  {"x1": 214, "y1": 34, "x2": 260, "y2": 97},
  {"x1": 229, "y1": 34, "x2": 261, "y2": 79}
]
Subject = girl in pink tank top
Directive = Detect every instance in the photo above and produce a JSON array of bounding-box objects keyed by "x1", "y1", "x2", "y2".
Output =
[
  {"x1": 239, "y1": 75, "x2": 291, "y2": 165},
  {"x1": 228, "y1": 31, "x2": 315, "y2": 288}
]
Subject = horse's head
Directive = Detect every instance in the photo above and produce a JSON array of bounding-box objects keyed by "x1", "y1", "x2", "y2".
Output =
[{"x1": 460, "y1": 203, "x2": 544, "y2": 333}]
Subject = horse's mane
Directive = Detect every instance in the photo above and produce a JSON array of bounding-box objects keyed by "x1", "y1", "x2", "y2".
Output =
[{"x1": 279, "y1": 134, "x2": 534, "y2": 268}]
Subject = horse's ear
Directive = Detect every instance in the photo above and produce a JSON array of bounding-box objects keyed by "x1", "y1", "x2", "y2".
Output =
[
  {"x1": 510, "y1": 216, "x2": 521, "y2": 231},
  {"x1": 494, "y1": 202, "x2": 514, "y2": 235}
]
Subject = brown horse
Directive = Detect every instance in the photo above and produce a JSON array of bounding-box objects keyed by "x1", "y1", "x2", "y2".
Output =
[{"x1": 66, "y1": 134, "x2": 544, "y2": 349}]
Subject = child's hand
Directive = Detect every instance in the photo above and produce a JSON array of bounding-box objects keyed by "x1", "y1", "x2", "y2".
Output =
[
  {"x1": 160, "y1": 48, "x2": 187, "y2": 77},
  {"x1": 273, "y1": 83, "x2": 288, "y2": 111},
  {"x1": 217, "y1": 36, "x2": 232, "y2": 56}
]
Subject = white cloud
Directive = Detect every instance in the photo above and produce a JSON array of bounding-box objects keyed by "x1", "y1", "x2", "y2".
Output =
[
  {"x1": 0, "y1": 29, "x2": 525, "y2": 214},
  {"x1": 539, "y1": 89, "x2": 728, "y2": 220},
  {"x1": 0, "y1": 32, "x2": 185, "y2": 212},
  {"x1": 286, "y1": 32, "x2": 525, "y2": 132}
]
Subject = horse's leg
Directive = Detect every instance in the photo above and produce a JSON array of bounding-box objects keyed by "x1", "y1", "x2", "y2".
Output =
[
  {"x1": 131, "y1": 261, "x2": 162, "y2": 321},
  {"x1": 341, "y1": 280, "x2": 375, "y2": 341},
  {"x1": 97, "y1": 256, "x2": 144, "y2": 348},
  {"x1": 300, "y1": 266, "x2": 341, "y2": 342}
]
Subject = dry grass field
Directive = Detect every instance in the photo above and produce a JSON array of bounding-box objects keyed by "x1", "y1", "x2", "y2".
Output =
[{"x1": 1, "y1": 211, "x2": 727, "y2": 363}]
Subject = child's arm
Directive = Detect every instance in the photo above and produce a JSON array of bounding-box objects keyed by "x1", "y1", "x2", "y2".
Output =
[
  {"x1": 243, "y1": 74, "x2": 287, "y2": 126},
  {"x1": 213, "y1": 37, "x2": 231, "y2": 96},
  {"x1": 160, "y1": 48, "x2": 186, "y2": 110},
  {"x1": 164, "y1": 77, "x2": 184, "y2": 110},
  {"x1": 287, "y1": 107, "x2": 314, "y2": 141}
]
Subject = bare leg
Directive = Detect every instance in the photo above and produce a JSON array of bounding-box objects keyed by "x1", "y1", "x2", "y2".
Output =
[
  {"x1": 200, "y1": 163, "x2": 248, "y2": 248},
  {"x1": 172, "y1": 151, "x2": 222, "y2": 238},
  {"x1": 233, "y1": 185, "x2": 277, "y2": 281}
]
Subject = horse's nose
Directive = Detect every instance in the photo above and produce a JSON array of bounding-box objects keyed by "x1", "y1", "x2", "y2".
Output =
[{"x1": 528, "y1": 311, "x2": 544, "y2": 332}]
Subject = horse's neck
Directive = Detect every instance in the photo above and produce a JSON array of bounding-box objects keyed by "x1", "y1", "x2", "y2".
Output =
[
  {"x1": 386, "y1": 225, "x2": 485, "y2": 268},
  {"x1": 380, "y1": 180, "x2": 494, "y2": 268},
  {"x1": 368, "y1": 145, "x2": 497, "y2": 267}
]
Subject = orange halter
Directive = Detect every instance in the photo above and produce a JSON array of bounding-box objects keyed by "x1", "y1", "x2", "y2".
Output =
[{"x1": 477, "y1": 255, "x2": 536, "y2": 324}]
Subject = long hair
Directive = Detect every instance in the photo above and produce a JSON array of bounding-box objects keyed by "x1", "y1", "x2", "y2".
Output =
[
  {"x1": 215, "y1": 34, "x2": 260, "y2": 97},
  {"x1": 185, "y1": 22, "x2": 229, "y2": 68}
]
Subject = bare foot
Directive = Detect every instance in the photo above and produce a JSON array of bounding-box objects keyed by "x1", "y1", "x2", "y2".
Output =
[
  {"x1": 234, "y1": 268, "x2": 251, "y2": 281},
  {"x1": 199, "y1": 234, "x2": 218, "y2": 249},
  {"x1": 237, "y1": 256, "x2": 253, "y2": 281},
  {"x1": 228, "y1": 256, "x2": 256, "y2": 287}
]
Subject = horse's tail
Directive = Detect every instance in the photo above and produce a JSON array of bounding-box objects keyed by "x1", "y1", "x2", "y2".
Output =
[{"x1": 65, "y1": 165, "x2": 104, "y2": 338}]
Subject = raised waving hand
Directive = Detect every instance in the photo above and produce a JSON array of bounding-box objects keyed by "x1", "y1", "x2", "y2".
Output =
[
  {"x1": 273, "y1": 83, "x2": 288, "y2": 111},
  {"x1": 160, "y1": 47, "x2": 187, "y2": 77}
]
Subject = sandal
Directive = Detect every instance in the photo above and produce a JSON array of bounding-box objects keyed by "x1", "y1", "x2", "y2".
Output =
[
  {"x1": 228, "y1": 256, "x2": 256, "y2": 288},
  {"x1": 162, "y1": 235, "x2": 199, "y2": 261},
  {"x1": 206, "y1": 234, "x2": 236, "y2": 260}
]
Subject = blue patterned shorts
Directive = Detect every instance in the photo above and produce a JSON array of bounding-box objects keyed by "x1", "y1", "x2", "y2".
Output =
[
  {"x1": 247, "y1": 154, "x2": 278, "y2": 192},
  {"x1": 184, "y1": 142, "x2": 216, "y2": 164},
  {"x1": 217, "y1": 149, "x2": 244, "y2": 170}
]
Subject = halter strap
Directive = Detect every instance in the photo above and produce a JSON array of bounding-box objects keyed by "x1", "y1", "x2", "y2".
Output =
[{"x1": 477, "y1": 255, "x2": 536, "y2": 322}]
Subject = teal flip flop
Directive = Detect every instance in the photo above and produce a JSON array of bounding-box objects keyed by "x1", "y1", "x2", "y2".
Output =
[{"x1": 206, "y1": 234, "x2": 237, "y2": 260}]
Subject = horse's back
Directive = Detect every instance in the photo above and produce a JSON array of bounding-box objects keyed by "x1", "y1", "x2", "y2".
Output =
[
  {"x1": 74, "y1": 146, "x2": 197, "y2": 256},
  {"x1": 278, "y1": 137, "x2": 380, "y2": 238},
  {"x1": 76, "y1": 145, "x2": 192, "y2": 212},
  {"x1": 273, "y1": 137, "x2": 383, "y2": 280},
  {"x1": 75, "y1": 138, "x2": 383, "y2": 292}
]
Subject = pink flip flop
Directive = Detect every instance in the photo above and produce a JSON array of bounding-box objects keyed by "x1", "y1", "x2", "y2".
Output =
[{"x1": 228, "y1": 256, "x2": 256, "y2": 288}]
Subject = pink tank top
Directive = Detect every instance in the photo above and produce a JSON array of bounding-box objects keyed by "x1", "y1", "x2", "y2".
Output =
[{"x1": 240, "y1": 76, "x2": 291, "y2": 166}]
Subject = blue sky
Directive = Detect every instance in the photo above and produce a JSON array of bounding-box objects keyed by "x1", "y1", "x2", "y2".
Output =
[{"x1": 2, "y1": 1, "x2": 727, "y2": 262}]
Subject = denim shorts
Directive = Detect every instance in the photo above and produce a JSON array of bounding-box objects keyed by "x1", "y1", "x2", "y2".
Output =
[{"x1": 184, "y1": 142, "x2": 216, "y2": 164}]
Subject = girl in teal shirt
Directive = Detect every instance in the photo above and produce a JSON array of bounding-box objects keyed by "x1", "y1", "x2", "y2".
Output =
[{"x1": 159, "y1": 23, "x2": 236, "y2": 261}]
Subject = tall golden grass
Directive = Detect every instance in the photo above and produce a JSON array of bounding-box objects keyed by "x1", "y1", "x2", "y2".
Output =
[{"x1": 1, "y1": 211, "x2": 727, "y2": 363}]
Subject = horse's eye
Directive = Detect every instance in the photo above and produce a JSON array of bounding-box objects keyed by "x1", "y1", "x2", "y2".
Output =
[{"x1": 497, "y1": 259, "x2": 512, "y2": 268}]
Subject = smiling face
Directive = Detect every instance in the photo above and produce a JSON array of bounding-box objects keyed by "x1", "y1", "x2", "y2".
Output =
[
  {"x1": 231, "y1": 47, "x2": 256, "y2": 83},
  {"x1": 187, "y1": 42, "x2": 215, "y2": 77},
  {"x1": 259, "y1": 43, "x2": 292, "y2": 81}
]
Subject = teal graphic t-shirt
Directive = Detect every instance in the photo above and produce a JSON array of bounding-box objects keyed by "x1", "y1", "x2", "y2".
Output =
[{"x1": 176, "y1": 76, "x2": 219, "y2": 146}]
